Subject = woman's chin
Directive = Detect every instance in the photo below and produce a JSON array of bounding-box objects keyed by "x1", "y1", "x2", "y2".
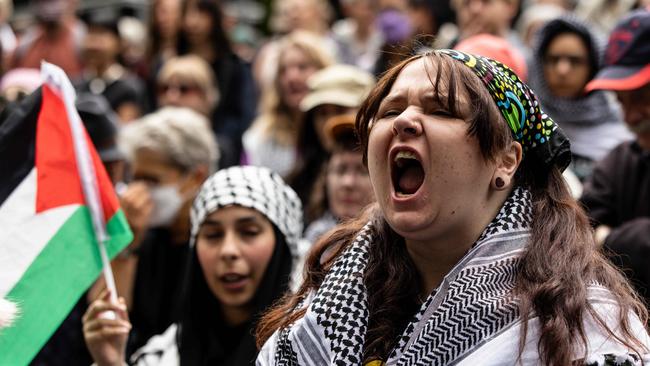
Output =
[{"x1": 385, "y1": 211, "x2": 434, "y2": 240}]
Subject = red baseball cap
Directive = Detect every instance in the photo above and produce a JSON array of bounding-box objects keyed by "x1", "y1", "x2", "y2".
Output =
[{"x1": 585, "y1": 8, "x2": 650, "y2": 92}]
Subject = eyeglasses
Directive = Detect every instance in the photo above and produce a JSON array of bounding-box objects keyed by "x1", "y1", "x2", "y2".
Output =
[
  {"x1": 157, "y1": 82, "x2": 203, "y2": 96},
  {"x1": 543, "y1": 54, "x2": 589, "y2": 68}
]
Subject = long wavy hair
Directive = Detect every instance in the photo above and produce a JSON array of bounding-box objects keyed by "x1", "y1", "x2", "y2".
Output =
[
  {"x1": 256, "y1": 52, "x2": 648, "y2": 365},
  {"x1": 250, "y1": 31, "x2": 334, "y2": 147}
]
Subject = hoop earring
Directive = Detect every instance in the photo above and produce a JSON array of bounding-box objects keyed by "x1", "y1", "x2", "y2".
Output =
[{"x1": 495, "y1": 177, "x2": 505, "y2": 189}]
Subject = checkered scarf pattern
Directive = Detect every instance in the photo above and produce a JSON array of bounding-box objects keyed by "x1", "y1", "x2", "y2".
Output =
[{"x1": 190, "y1": 166, "x2": 303, "y2": 258}]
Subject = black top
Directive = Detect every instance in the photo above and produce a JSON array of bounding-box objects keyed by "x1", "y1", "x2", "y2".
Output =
[
  {"x1": 127, "y1": 228, "x2": 189, "y2": 357},
  {"x1": 581, "y1": 141, "x2": 650, "y2": 305}
]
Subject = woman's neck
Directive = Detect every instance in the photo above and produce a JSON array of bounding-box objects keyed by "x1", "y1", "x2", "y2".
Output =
[
  {"x1": 190, "y1": 43, "x2": 216, "y2": 63},
  {"x1": 406, "y1": 237, "x2": 472, "y2": 298},
  {"x1": 159, "y1": 37, "x2": 177, "y2": 58},
  {"x1": 406, "y1": 191, "x2": 510, "y2": 297},
  {"x1": 221, "y1": 305, "x2": 252, "y2": 327}
]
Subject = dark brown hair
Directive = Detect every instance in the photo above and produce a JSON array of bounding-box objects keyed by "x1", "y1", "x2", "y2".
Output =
[{"x1": 256, "y1": 52, "x2": 648, "y2": 365}]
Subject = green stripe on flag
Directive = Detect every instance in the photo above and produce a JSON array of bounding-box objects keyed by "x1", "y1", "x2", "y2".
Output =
[{"x1": 0, "y1": 207, "x2": 132, "y2": 365}]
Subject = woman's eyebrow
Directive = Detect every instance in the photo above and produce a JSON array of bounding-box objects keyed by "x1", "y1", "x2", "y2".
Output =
[
  {"x1": 381, "y1": 93, "x2": 406, "y2": 106},
  {"x1": 235, "y1": 216, "x2": 260, "y2": 225},
  {"x1": 201, "y1": 220, "x2": 221, "y2": 227},
  {"x1": 421, "y1": 92, "x2": 449, "y2": 103}
]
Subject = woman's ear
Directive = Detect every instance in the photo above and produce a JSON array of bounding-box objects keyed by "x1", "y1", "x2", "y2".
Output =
[
  {"x1": 181, "y1": 165, "x2": 210, "y2": 197},
  {"x1": 491, "y1": 141, "x2": 522, "y2": 191}
]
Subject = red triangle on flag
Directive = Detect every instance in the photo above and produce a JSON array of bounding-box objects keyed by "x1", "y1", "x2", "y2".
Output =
[{"x1": 35, "y1": 84, "x2": 119, "y2": 222}]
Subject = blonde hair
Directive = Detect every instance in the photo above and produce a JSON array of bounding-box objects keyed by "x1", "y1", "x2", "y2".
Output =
[
  {"x1": 253, "y1": 31, "x2": 334, "y2": 146},
  {"x1": 157, "y1": 55, "x2": 220, "y2": 112},
  {"x1": 0, "y1": 0, "x2": 12, "y2": 22},
  {"x1": 269, "y1": 0, "x2": 334, "y2": 34}
]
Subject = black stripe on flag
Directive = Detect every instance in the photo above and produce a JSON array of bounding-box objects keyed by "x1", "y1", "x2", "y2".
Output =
[{"x1": 0, "y1": 88, "x2": 42, "y2": 207}]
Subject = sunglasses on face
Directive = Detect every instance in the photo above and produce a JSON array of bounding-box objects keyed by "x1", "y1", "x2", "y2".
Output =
[{"x1": 157, "y1": 82, "x2": 204, "y2": 96}]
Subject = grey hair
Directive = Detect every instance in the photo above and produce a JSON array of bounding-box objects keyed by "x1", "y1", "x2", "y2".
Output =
[{"x1": 119, "y1": 107, "x2": 219, "y2": 173}]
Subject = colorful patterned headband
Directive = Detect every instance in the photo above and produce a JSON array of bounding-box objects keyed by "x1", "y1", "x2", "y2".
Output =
[{"x1": 437, "y1": 49, "x2": 571, "y2": 171}]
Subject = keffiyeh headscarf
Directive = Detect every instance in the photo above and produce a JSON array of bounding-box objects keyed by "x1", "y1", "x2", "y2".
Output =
[
  {"x1": 437, "y1": 49, "x2": 572, "y2": 171},
  {"x1": 190, "y1": 166, "x2": 303, "y2": 257}
]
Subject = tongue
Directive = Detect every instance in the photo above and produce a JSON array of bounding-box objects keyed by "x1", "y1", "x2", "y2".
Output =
[{"x1": 398, "y1": 164, "x2": 424, "y2": 194}]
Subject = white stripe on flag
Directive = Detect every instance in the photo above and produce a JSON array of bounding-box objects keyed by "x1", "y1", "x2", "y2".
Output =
[{"x1": 0, "y1": 169, "x2": 78, "y2": 297}]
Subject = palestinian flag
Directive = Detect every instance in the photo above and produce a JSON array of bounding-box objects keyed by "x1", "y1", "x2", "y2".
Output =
[{"x1": 0, "y1": 63, "x2": 132, "y2": 364}]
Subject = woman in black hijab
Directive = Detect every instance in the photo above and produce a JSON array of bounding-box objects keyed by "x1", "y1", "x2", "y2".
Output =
[{"x1": 83, "y1": 166, "x2": 303, "y2": 365}]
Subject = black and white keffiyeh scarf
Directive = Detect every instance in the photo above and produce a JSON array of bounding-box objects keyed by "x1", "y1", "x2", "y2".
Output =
[
  {"x1": 263, "y1": 187, "x2": 531, "y2": 365},
  {"x1": 258, "y1": 187, "x2": 650, "y2": 366}
]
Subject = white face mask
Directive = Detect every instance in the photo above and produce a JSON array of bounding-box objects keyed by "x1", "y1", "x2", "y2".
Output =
[{"x1": 148, "y1": 185, "x2": 184, "y2": 227}]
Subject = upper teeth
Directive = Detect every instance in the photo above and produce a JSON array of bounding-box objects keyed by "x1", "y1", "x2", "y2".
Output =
[{"x1": 395, "y1": 151, "x2": 417, "y2": 167}]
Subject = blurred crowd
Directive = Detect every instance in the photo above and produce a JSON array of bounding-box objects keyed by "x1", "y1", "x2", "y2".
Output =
[{"x1": 0, "y1": 0, "x2": 649, "y2": 364}]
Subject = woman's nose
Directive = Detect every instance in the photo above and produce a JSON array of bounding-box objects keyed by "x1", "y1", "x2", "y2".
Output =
[
  {"x1": 392, "y1": 109, "x2": 423, "y2": 138},
  {"x1": 219, "y1": 232, "x2": 241, "y2": 261}
]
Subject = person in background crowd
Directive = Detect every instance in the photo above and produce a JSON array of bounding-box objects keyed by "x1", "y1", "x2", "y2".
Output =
[
  {"x1": 242, "y1": 31, "x2": 334, "y2": 178},
  {"x1": 77, "y1": 93, "x2": 126, "y2": 185},
  {"x1": 10, "y1": 0, "x2": 84, "y2": 78},
  {"x1": 0, "y1": 0, "x2": 16, "y2": 72},
  {"x1": 220, "y1": 0, "x2": 266, "y2": 63},
  {"x1": 83, "y1": 166, "x2": 302, "y2": 365},
  {"x1": 304, "y1": 114, "x2": 374, "y2": 244},
  {"x1": 91, "y1": 107, "x2": 218, "y2": 357},
  {"x1": 581, "y1": 8, "x2": 650, "y2": 309},
  {"x1": 147, "y1": 0, "x2": 181, "y2": 68},
  {"x1": 332, "y1": 0, "x2": 384, "y2": 73},
  {"x1": 155, "y1": 55, "x2": 218, "y2": 119},
  {"x1": 0, "y1": 67, "x2": 40, "y2": 110},
  {"x1": 444, "y1": 0, "x2": 525, "y2": 51},
  {"x1": 254, "y1": 0, "x2": 336, "y2": 91},
  {"x1": 76, "y1": 8, "x2": 145, "y2": 123},
  {"x1": 139, "y1": 0, "x2": 182, "y2": 112},
  {"x1": 372, "y1": 7, "x2": 415, "y2": 76},
  {"x1": 288, "y1": 64, "x2": 375, "y2": 215},
  {"x1": 528, "y1": 15, "x2": 632, "y2": 181},
  {"x1": 257, "y1": 49, "x2": 650, "y2": 365},
  {"x1": 156, "y1": 54, "x2": 238, "y2": 169},
  {"x1": 574, "y1": 0, "x2": 636, "y2": 35},
  {"x1": 407, "y1": 0, "x2": 455, "y2": 43},
  {"x1": 117, "y1": 16, "x2": 148, "y2": 74},
  {"x1": 177, "y1": 0, "x2": 257, "y2": 164}
]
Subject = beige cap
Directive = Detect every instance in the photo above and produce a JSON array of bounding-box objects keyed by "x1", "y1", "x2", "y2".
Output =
[{"x1": 300, "y1": 64, "x2": 376, "y2": 112}]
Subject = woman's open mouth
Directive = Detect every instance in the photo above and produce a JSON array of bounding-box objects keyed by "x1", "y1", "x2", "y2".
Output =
[
  {"x1": 391, "y1": 149, "x2": 425, "y2": 197},
  {"x1": 220, "y1": 273, "x2": 249, "y2": 291}
]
